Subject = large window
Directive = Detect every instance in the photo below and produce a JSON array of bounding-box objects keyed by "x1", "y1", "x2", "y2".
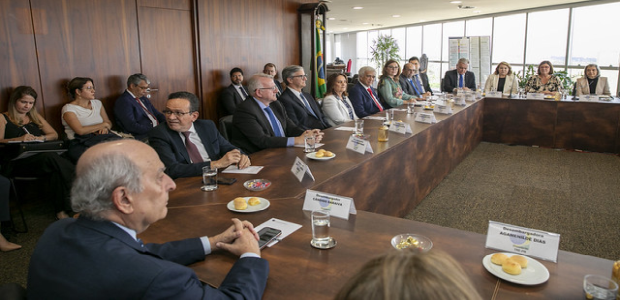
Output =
[
  {"x1": 333, "y1": 2, "x2": 620, "y2": 95},
  {"x1": 525, "y1": 9, "x2": 569, "y2": 66}
]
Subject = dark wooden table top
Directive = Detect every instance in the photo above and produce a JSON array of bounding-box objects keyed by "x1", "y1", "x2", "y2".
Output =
[{"x1": 139, "y1": 199, "x2": 614, "y2": 300}]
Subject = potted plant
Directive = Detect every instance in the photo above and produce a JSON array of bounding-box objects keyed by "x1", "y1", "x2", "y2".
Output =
[{"x1": 370, "y1": 35, "x2": 401, "y2": 70}]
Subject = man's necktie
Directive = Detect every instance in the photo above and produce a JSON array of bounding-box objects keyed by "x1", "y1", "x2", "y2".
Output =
[
  {"x1": 367, "y1": 88, "x2": 383, "y2": 112},
  {"x1": 182, "y1": 131, "x2": 203, "y2": 163},
  {"x1": 136, "y1": 98, "x2": 159, "y2": 125},
  {"x1": 264, "y1": 107, "x2": 284, "y2": 137},
  {"x1": 459, "y1": 74, "x2": 464, "y2": 88},
  {"x1": 299, "y1": 93, "x2": 319, "y2": 119},
  {"x1": 240, "y1": 87, "x2": 248, "y2": 99},
  {"x1": 409, "y1": 79, "x2": 420, "y2": 96},
  {"x1": 415, "y1": 74, "x2": 425, "y2": 93}
]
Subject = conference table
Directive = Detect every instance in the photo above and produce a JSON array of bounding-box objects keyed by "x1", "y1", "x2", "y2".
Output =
[{"x1": 140, "y1": 95, "x2": 617, "y2": 299}]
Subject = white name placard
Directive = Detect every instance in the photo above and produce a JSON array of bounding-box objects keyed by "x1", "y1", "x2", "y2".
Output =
[
  {"x1": 414, "y1": 112, "x2": 437, "y2": 124},
  {"x1": 526, "y1": 93, "x2": 545, "y2": 100},
  {"x1": 486, "y1": 91, "x2": 503, "y2": 98},
  {"x1": 465, "y1": 93, "x2": 476, "y2": 102},
  {"x1": 388, "y1": 121, "x2": 412, "y2": 134},
  {"x1": 291, "y1": 157, "x2": 315, "y2": 182},
  {"x1": 346, "y1": 135, "x2": 373, "y2": 154},
  {"x1": 582, "y1": 95, "x2": 599, "y2": 102},
  {"x1": 485, "y1": 220, "x2": 560, "y2": 262},
  {"x1": 433, "y1": 104, "x2": 453, "y2": 115},
  {"x1": 455, "y1": 96, "x2": 467, "y2": 106},
  {"x1": 303, "y1": 189, "x2": 357, "y2": 220}
]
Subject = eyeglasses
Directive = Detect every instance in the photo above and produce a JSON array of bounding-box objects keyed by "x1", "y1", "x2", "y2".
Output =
[
  {"x1": 258, "y1": 86, "x2": 277, "y2": 91},
  {"x1": 291, "y1": 74, "x2": 308, "y2": 79},
  {"x1": 138, "y1": 85, "x2": 149, "y2": 90},
  {"x1": 162, "y1": 110, "x2": 193, "y2": 117},
  {"x1": 82, "y1": 86, "x2": 95, "y2": 90},
  {"x1": 387, "y1": 66, "x2": 399, "y2": 70}
]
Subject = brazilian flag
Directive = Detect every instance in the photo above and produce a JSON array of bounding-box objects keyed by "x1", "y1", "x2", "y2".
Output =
[{"x1": 315, "y1": 20, "x2": 326, "y2": 98}]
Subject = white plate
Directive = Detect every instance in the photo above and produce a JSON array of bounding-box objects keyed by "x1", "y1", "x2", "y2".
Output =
[
  {"x1": 226, "y1": 197, "x2": 270, "y2": 213},
  {"x1": 482, "y1": 253, "x2": 550, "y2": 285},
  {"x1": 306, "y1": 152, "x2": 336, "y2": 160}
]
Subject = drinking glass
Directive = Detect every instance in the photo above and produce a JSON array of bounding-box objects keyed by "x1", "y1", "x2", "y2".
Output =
[
  {"x1": 311, "y1": 210, "x2": 331, "y2": 246},
  {"x1": 304, "y1": 134, "x2": 315, "y2": 153},
  {"x1": 201, "y1": 166, "x2": 218, "y2": 191},
  {"x1": 354, "y1": 119, "x2": 364, "y2": 136},
  {"x1": 583, "y1": 274, "x2": 618, "y2": 300}
]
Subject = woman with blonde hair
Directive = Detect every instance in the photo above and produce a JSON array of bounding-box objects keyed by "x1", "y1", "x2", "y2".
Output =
[
  {"x1": 321, "y1": 73, "x2": 358, "y2": 126},
  {"x1": 0, "y1": 86, "x2": 75, "y2": 219},
  {"x1": 377, "y1": 59, "x2": 416, "y2": 108},
  {"x1": 484, "y1": 62, "x2": 518, "y2": 95},
  {"x1": 335, "y1": 249, "x2": 482, "y2": 300}
]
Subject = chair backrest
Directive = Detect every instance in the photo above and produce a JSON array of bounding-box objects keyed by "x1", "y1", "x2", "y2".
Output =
[{"x1": 218, "y1": 115, "x2": 234, "y2": 141}]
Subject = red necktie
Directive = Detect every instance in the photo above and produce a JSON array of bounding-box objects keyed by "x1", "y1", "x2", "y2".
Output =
[
  {"x1": 367, "y1": 88, "x2": 383, "y2": 112},
  {"x1": 182, "y1": 131, "x2": 203, "y2": 163},
  {"x1": 136, "y1": 98, "x2": 159, "y2": 125}
]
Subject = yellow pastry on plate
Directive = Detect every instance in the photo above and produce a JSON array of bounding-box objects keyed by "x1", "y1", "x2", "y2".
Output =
[
  {"x1": 315, "y1": 152, "x2": 325, "y2": 158},
  {"x1": 502, "y1": 259, "x2": 522, "y2": 275},
  {"x1": 510, "y1": 255, "x2": 528, "y2": 268},
  {"x1": 490, "y1": 253, "x2": 508, "y2": 265},
  {"x1": 248, "y1": 197, "x2": 261, "y2": 206},
  {"x1": 233, "y1": 197, "x2": 247, "y2": 210}
]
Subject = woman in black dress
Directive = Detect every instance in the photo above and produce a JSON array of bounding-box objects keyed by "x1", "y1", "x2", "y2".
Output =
[{"x1": 0, "y1": 86, "x2": 75, "y2": 219}]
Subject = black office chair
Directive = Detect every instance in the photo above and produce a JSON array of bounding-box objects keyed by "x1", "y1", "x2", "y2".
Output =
[
  {"x1": 218, "y1": 115, "x2": 234, "y2": 141},
  {"x1": 8, "y1": 177, "x2": 35, "y2": 233}
]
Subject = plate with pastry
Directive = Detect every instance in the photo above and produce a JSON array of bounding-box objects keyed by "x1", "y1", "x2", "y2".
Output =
[
  {"x1": 306, "y1": 149, "x2": 336, "y2": 160},
  {"x1": 227, "y1": 197, "x2": 270, "y2": 213},
  {"x1": 482, "y1": 252, "x2": 549, "y2": 285}
]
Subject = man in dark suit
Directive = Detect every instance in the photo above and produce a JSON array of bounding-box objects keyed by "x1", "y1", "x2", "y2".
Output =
[
  {"x1": 399, "y1": 63, "x2": 422, "y2": 98},
  {"x1": 278, "y1": 65, "x2": 329, "y2": 130},
  {"x1": 218, "y1": 67, "x2": 250, "y2": 116},
  {"x1": 408, "y1": 56, "x2": 433, "y2": 97},
  {"x1": 114, "y1": 73, "x2": 165, "y2": 140},
  {"x1": 263, "y1": 63, "x2": 284, "y2": 97},
  {"x1": 149, "y1": 91, "x2": 250, "y2": 179},
  {"x1": 27, "y1": 139, "x2": 268, "y2": 300},
  {"x1": 348, "y1": 66, "x2": 385, "y2": 118},
  {"x1": 232, "y1": 74, "x2": 323, "y2": 154},
  {"x1": 442, "y1": 58, "x2": 477, "y2": 93}
]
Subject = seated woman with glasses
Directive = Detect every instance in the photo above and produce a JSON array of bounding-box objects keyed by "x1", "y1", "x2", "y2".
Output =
[
  {"x1": 321, "y1": 73, "x2": 358, "y2": 126},
  {"x1": 0, "y1": 86, "x2": 75, "y2": 219},
  {"x1": 377, "y1": 60, "x2": 416, "y2": 108},
  {"x1": 574, "y1": 64, "x2": 611, "y2": 97},
  {"x1": 62, "y1": 77, "x2": 119, "y2": 162},
  {"x1": 524, "y1": 61, "x2": 563, "y2": 95}
]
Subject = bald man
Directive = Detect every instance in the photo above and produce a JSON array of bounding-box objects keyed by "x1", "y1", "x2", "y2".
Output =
[{"x1": 27, "y1": 140, "x2": 269, "y2": 299}]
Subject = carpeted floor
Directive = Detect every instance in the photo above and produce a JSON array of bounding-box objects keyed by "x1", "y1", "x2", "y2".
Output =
[
  {"x1": 405, "y1": 142, "x2": 620, "y2": 261},
  {"x1": 2, "y1": 142, "x2": 619, "y2": 289}
]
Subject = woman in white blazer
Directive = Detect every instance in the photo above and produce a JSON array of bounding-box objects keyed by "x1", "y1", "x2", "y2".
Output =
[
  {"x1": 484, "y1": 61, "x2": 518, "y2": 96},
  {"x1": 575, "y1": 64, "x2": 611, "y2": 96},
  {"x1": 321, "y1": 73, "x2": 358, "y2": 127}
]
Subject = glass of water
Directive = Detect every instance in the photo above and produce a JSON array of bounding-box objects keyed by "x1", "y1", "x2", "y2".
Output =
[
  {"x1": 201, "y1": 166, "x2": 218, "y2": 191},
  {"x1": 303, "y1": 134, "x2": 315, "y2": 153},
  {"x1": 354, "y1": 119, "x2": 364, "y2": 136},
  {"x1": 583, "y1": 274, "x2": 618, "y2": 300},
  {"x1": 311, "y1": 210, "x2": 331, "y2": 246}
]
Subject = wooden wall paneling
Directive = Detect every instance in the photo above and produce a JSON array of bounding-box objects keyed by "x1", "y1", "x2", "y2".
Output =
[
  {"x1": 197, "y1": 0, "x2": 316, "y2": 122},
  {"x1": 137, "y1": 2, "x2": 197, "y2": 113},
  {"x1": 30, "y1": 0, "x2": 141, "y2": 133},
  {"x1": 0, "y1": 0, "x2": 42, "y2": 115},
  {"x1": 138, "y1": 0, "x2": 190, "y2": 11}
]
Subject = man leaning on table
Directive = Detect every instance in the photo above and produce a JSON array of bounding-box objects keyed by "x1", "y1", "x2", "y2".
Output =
[
  {"x1": 148, "y1": 91, "x2": 250, "y2": 179},
  {"x1": 27, "y1": 139, "x2": 269, "y2": 300},
  {"x1": 231, "y1": 73, "x2": 323, "y2": 154}
]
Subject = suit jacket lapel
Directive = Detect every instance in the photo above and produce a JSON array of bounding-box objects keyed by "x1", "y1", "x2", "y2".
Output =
[
  {"x1": 194, "y1": 122, "x2": 216, "y2": 158},
  {"x1": 248, "y1": 98, "x2": 276, "y2": 136},
  {"x1": 166, "y1": 126, "x2": 191, "y2": 163}
]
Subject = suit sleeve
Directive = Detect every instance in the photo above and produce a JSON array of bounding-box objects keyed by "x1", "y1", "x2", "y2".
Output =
[
  {"x1": 233, "y1": 104, "x2": 290, "y2": 151},
  {"x1": 114, "y1": 96, "x2": 155, "y2": 137},
  {"x1": 148, "y1": 126, "x2": 210, "y2": 179},
  {"x1": 219, "y1": 88, "x2": 238, "y2": 116},
  {"x1": 442, "y1": 72, "x2": 454, "y2": 93},
  {"x1": 467, "y1": 72, "x2": 477, "y2": 90}
]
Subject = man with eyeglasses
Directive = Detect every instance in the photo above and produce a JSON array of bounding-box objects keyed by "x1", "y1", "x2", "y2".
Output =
[
  {"x1": 278, "y1": 65, "x2": 329, "y2": 130},
  {"x1": 149, "y1": 91, "x2": 250, "y2": 179},
  {"x1": 408, "y1": 56, "x2": 433, "y2": 97},
  {"x1": 114, "y1": 73, "x2": 166, "y2": 140},
  {"x1": 348, "y1": 66, "x2": 384, "y2": 118},
  {"x1": 218, "y1": 67, "x2": 250, "y2": 117},
  {"x1": 232, "y1": 74, "x2": 323, "y2": 154}
]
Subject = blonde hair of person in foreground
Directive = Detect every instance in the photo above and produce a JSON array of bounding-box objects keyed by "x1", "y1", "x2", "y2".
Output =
[{"x1": 334, "y1": 249, "x2": 482, "y2": 300}]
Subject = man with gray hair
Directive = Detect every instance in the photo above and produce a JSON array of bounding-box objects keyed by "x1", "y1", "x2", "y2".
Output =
[
  {"x1": 27, "y1": 139, "x2": 269, "y2": 299},
  {"x1": 348, "y1": 66, "x2": 384, "y2": 118},
  {"x1": 114, "y1": 73, "x2": 165, "y2": 140},
  {"x1": 278, "y1": 65, "x2": 328, "y2": 130},
  {"x1": 232, "y1": 73, "x2": 323, "y2": 154},
  {"x1": 441, "y1": 58, "x2": 476, "y2": 93}
]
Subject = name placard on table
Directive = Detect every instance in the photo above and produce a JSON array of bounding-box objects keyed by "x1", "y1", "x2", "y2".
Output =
[
  {"x1": 414, "y1": 112, "x2": 437, "y2": 124},
  {"x1": 303, "y1": 189, "x2": 357, "y2": 220},
  {"x1": 581, "y1": 95, "x2": 600, "y2": 102},
  {"x1": 433, "y1": 104, "x2": 453, "y2": 115},
  {"x1": 388, "y1": 121, "x2": 412, "y2": 134},
  {"x1": 346, "y1": 135, "x2": 373, "y2": 154},
  {"x1": 291, "y1": 157, "x2": 315, "y2": 182},
  {"x1": 485, "y1": 220, "x2": 561, "y2": 262},
  {"x1": 526, "y1": 93, "x2": 546, "y2": 100},
  {"x1": 486, "y1": 91, "x2": 503, "y2": 98}
]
